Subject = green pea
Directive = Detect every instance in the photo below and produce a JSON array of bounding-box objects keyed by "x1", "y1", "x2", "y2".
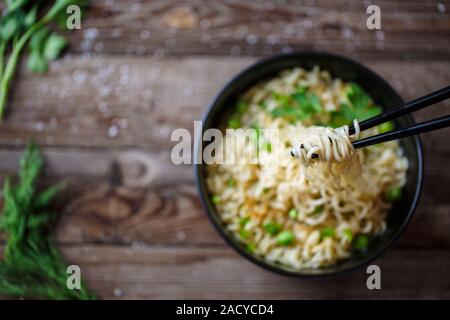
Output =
[
  {"x1": 211, "y1": 195, "x2": 221, "y2": 204},
  {"x1": 387, "y1": 186, "x2": 402, "y2": 202},
  {"x1": 239, "y1": 216, "x2": 250, "y2": 228},
  {"x1": 353, "y1": 234, "x2": 369, "y2": 250},
  {"x1": 343, "y1": 228, "x2": 353, "y2": 242},
  {"x1": 276, "y1": 231, "x2": 295, "y2": 246},
  {"x1": 288, "y1": 208, "x2": 298, "y2": 219},
  {"x1": 228, "y1": 118, "x2": 241, "y2": 129}
]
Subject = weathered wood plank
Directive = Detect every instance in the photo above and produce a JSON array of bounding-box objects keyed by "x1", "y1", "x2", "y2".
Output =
[
  {"x1": 0, "y1": 148, "x2": 449, "y2": 248},
  {"x1": 0, "y1": 0, "x2": 448, "y2": 301},
  {"x1": 0, "y1": 56, "x2": 449, "y2": 149},
  {"x1": 59, "y1": 245, "x2": 450, "y2": 299},
  {"x1": 0, "y1": 245, "x2": 448, "y2": 299},
  {"x1": 63, "y1": 0, "x2": 450, "y2": 59}
]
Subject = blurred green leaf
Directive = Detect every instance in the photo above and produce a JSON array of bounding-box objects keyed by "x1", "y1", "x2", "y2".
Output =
[
  {"x1": 27, "y1": 50, "x2": 48, "y2": 73},
  {"x1": 43, "y1": 33, "x2": 67, "y2": 60}
]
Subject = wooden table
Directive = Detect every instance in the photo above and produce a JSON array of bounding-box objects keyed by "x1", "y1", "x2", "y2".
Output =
[{"x1": 0, "y1": 0, "x2": 449, "y2": 299}]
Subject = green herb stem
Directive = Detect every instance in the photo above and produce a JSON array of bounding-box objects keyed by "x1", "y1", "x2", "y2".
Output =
[
  {"x1": 0, "y1": 0, "x2": 75, "y2": 119},
  {"x1": 0, "y1": 40, "x2": 6, "y2": 80},
  {"x1": 0, "y1": 20, "x2": 45, "y2": 119}
]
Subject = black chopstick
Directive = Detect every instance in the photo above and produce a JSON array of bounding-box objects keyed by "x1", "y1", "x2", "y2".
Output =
[
  {"x1": 352, "y1": 114, "x2": 450, "y2": 149},
  {"x1": 348, "y1": 86, "x2": 450, "y2": 135}
]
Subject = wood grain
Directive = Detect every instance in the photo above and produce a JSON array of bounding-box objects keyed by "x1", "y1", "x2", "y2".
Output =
[
  {"x1": 0, "y1": 147, "x2": 449, "y2": 248},
  {"x1": 64, "y1": 0, "x2": 450, "y2": 59},
  {"x1": 1, "y1": 0, "x2": 449, "y2": 300},
  {"x1": 0, "y1": 56, "x2": 449, "y2": 149},
  {"x1": 1, "y1": 243, "x2": 448, "y2": 298},
  {"x1": 60, "y1": 245, "x2": 450, "y2": 299}
]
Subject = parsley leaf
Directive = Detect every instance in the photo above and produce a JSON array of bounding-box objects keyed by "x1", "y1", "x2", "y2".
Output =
[
  {"x1": 43, "y1": 33, "x2": 67, "y2": 61},
  {"x1": 27, "y1": 50, "x2": 48, "y2": 73},
  {"x1": 330, "y1": 83, "x2": 382, "y2": 127},
  {"x1": 270, "y1": 87, "x2": 324, "y2": 124},
  {"x1": 0, "y1": 1, "x2": 89, "y2": 119}
]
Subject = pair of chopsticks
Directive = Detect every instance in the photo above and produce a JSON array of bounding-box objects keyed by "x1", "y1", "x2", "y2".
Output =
[{"x1": 349, "y1": 86, "x2": 450, "y2": 149}]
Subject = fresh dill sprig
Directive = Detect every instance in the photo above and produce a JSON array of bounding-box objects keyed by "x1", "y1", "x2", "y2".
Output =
[{"x1": 0, "y1": 142, "x2": 96, "y2": 300}]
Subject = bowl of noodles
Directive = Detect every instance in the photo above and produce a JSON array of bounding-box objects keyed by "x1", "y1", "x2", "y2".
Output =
[{"x1": 194, "y1": 52, "x2": 423, "y2": 276}]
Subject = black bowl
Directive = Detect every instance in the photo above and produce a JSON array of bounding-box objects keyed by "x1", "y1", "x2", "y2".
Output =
[{"x1": 194, "y1": 51, "x2": 423, "y2": 277}]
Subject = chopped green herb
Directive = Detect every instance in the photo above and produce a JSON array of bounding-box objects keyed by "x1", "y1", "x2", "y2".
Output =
[
  {"x1": 346, "y1": 83, "x2": 372, "y2": 111},
  {"x1": 363, "y1": 106, "x2": 382, "y2": 120},
  {"x1": 265, "y1": 142, "x2": 272, "y2": 153},
  {"x1": 288, "y1": 208, "x2": 298, "y2": 219},
  {"x1": 328, "y1": 84, "x2": 382, "y2": 128},
  {"x1": 353, "y1": 234, "x2": 370, "y2": 250},
  {"x1": 260, "y1": 100, "x2": 268, "y2": 109},
  {"x1": 239, "y1": 229, "x2": 251, "y2": 239},
  {"x1": 227, "y1": 118, "x2": 241, "y2": 129},
  {"x1": 245, "y1": 243, "x2": 256, "y2": 253},
  {"x1": 236, "y1": 99, "x2": 247, "y2": 113},
  {"x1": 239, "y1": 216, "x2": 250, "y2": 228},
  {"x1": 276, "y1": 231, "x2": 295, "y2": 246},
  {"x1": 272, "y1": 92, "x2": 291, "y2": 108},
  {"x1": 320, "y1": 227, "x2": 335, "y2": 240},
  {"x1": 312, "y1": 205, "x2": 324, "y2": 215},
  {"x1": 387, "y1": 186, "x2": 402, "y2": 202},
  {"x1": 343, "y1": 228, "x2": 353, "y2": 242},
  {"x1": 379, "y1": 121, "x2": 394, "y2": 133},
  {"x1": 270, "y1": 88, "x2": 324, "y2": 124},
  {"x1": 340, "y1": 102, "x2": 381, "y2": 123},
  {"x1": 292, "y1": 90, "x2": 322, "y2": 114},
  {"x1": 211, "y1": 195, "x2": 221, "y2": 204},
  {"x1": 271, "y1": 106, "x2": 308, "y2": 120},
  {"x1": 263, "y1": 222, "x2": 281, "y2": 235},
  {"x1": 227, "y1": 178, "x2": 236, "y2": 187},
  {"x1": 262, "y1": 187, "x2": 270, "y2": 194},
  {"x1": 330, "y1": 112, "x2": 350, "y2": 128}
]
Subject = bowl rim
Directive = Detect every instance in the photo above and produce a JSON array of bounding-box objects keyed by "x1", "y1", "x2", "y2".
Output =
[{"x1": 193, "y1": 51, "x2": 424, "y2": 278}]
